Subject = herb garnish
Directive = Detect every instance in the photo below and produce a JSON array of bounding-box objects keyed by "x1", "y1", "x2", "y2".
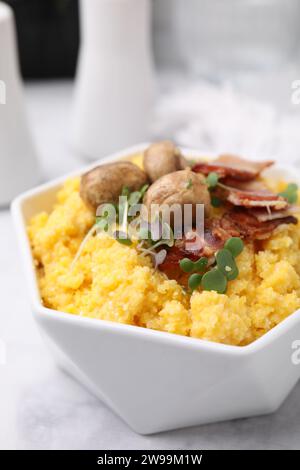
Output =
[
  {"x1": 186, "y1": 178, "x2": 193, "y2": 189},
  {"x1": 211, "y1": 195, "x2": 222, "y2": 208},
  {"x1": 206, "y1": 172, "x2": 219, "y2": 188},
  {"x1": 179, "y1": 257, "x2": 208, "y2": 273},
  {"x1": 201, "y1": 267, "x2": 227, "y2": 294},
  {"x1": 279, "y1": 183, "x2": 298, "y2": 204},
  {"x1": 179, "y1": 236, "x2": 244, "y2": 294},
  {"x1": 224, "y1": 237, "x2": 244, "y2": 257},
  {"x1": 188, "y1": 273, "x2": 202, "y2": 291}
]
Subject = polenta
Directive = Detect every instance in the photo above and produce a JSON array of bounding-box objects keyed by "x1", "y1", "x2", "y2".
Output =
[{"x1": 28, "y1": 151, "x2": 300, "y2": 346}]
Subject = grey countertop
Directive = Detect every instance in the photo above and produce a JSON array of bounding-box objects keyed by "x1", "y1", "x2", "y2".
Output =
[{"x1": 1, "y1": 80, "x2": 300, "y2": 450}]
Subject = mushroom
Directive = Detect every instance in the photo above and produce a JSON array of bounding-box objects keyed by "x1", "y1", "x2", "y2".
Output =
[
  {"x1": 143, "y1": 169, "x2": 211, "y2": 225},
  {"x1": 143, "y1": 141, "x2": 188, "y2": 182},
  {"x1": 80, "y1": 161, "x2": 148, "y2": 210}
]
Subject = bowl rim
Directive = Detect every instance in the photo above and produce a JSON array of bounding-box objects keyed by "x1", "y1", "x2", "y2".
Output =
[{"x1": 11, "y1": 143, "x2": 300, "y2": 356}]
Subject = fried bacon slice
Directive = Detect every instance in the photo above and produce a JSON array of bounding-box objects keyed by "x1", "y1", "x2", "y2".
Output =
[
  {"x1": 193, "y1": 154, "x2": 288, "y2": 209},
  {"x1": 158, "y1": 244, "x2": 198, "y2": 286},
  {"x1": 249, "y1": 206, "x2": 300, "y2": 222},
  {"x1": 218, "y1": 209, "x2": 297, "y2": 240},
  {"x1": 226, "y1": 188, "x2": 288, "y2": 210},
  {"x1": 222, "y1": 178, "x2": 272, "y2": 192},
  {"x1": 158, "y1": 229, "x2": 222, "y2": 285},
  {"x1": 192, "y1": 154, "x2": 273, "y2": 181},
  {"x1": 158, "y1": 209, "x2": 298, "y2": 283},
  {"x1": 215, "y1": 178, "x2": 288, "y2": 210}
]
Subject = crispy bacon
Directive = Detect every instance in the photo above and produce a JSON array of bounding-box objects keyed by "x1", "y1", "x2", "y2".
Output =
[
  {"x1": 215, "y1": 178, "x2": 289, "y2": 210},
  {"x1": 193, "y1": 154, "x2": 287, "y2": 209},
  {"x1": 158, "y1": 244, "x2": 198, "y2": 286},
  {"x1": 219, "y1": 209, "x2": 297, "y2": 240},
  {"x1": 222, "y1": 178, "x2": 272, "y2": 192},
  {"x1": 193, "y1": 154, "x2": 273, "y2": 181},
  {"x1": 159, "y1": 152, "x2": 297, "y2": 284},
  {"x1": 249, "y1": 206, "x2": 300, "y2": 222},
  {"x1": 226, "y1": 189, "x2": 288, "y2": 210},
  {"x1": 158, "y1": 209, "x2": 298, "y2": 284},
  {"x1": 158, "y1": 229, "x2": 222, "y2": 284}
]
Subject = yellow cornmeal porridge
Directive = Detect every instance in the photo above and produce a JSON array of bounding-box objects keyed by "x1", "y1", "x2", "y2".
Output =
[{"x1": 28, "y1": 160, "x2": 300, "y2": 346}]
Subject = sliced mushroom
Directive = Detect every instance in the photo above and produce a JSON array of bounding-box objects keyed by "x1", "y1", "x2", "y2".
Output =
[
  {"x1": 143, "y1": 169, "x2": 211, "y2": 225},
  {"x1": 80, "y1": 161, "x2": 148, "y2": 210},
  {"x1": 143, "y1": 141, "x2": 188, "y2": 182}
]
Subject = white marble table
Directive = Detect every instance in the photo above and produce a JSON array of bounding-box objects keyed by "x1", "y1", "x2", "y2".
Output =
[{"x1": 1, "y1": 81, "x2": 300, "y2": 450}]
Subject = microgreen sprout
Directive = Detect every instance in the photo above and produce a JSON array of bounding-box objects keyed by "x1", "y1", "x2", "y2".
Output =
[
  {"x1": 184, "y1": 237, "x2": 244, "y2": 294},
  {"x1": 70, "y1": 224, "x2": 98, "y2": 271},
  {"x1": 188, "y1": 273, "x2": 202, "y2": 291},
  {"x1": 128, "y1": 191, "x2": 142, "y2": 206},
  {"x1": 279, "y1": 183, "x2": 298, "y2": 204},
  {"x1": 138, "y1": 226, "x2": 152, "y2": 241},
  {"x1": 140, "y1": 184, "x2": 149, "y2": 198},
  {"x1": 95, "y1": 216, "x2": 109, "y2": 232},
  {"x1": 179, "y1": 258, "x2": 194, "y2": 273},
  {"x1": 201, "y1": 267, "x2": 227, "y2": 294},
  {"x1": 95, "y1": 184, "x2": 150, "y2": 237},
  {"x1": 211, "y1": 195, "x2": 222, "y2": 208},
  {"x1": 206, "y1": 172, "x2": 219, "y2": 188},
  {"x1": 224, "y1": 237, "x2": 244, "y2": 258},
  {"x1": 121, "y1": 186, "x2": 130, "y2": 197},
  {"x1": 186, "y1": 178, "x2": 193, "y2": 189},
  {"x1": 216, "y1": 249, "x2": 239, "y2": 281},
  {"x1": 150, "y1": 223, "x2": 174, "y2": 250},
  {"x1": 114, "y1": 230, "x2": 132, "y2": 246},
  {"x1": 179, "y1": 257, "x2": 208, "y2": 273}
]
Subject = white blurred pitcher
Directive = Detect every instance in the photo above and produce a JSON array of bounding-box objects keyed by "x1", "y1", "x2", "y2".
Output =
[
  {"x1": 71, "y1": 0, "x2": 155, "y2": 160},
  {"x1": 0, "y1": 2, "x2": 38, "y2": 206}
]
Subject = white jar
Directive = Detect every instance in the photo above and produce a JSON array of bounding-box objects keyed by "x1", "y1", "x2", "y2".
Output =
[
  {"x1": 0, "y1": 2, "x2": 38, "y2": 205},
  {"x1": 71, "y1": 0, "x2": 156, "y2": 160}
]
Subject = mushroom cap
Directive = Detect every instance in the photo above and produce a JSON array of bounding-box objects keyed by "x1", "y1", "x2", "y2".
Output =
[
  {"x1": 143, "y1": 141, "x2": 188, "y2": 182},
  {"x1": 80, "y1": 161, "x2": 148, "y2": 211},
  {"x1": 143, "y1": 169, "x2": 211, "y2": 223}
]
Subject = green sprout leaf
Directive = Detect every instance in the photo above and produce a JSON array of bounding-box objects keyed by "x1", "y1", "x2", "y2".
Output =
[
  {"x1": 128, "y1": 191, "x2": 142, "y2": 206},
  {"x1": 224, "y1": 237, "x2": 244, "y2": 258},
  {"x1": 194, "y1": 257, "x2": 208, "y2": 272},
  {"x1": 188, "y1": 273, "x2": 202, "y2": 291},
  {"x1": 211, "y1": 195, "x2": 222, "y2": 208},
  {"x1": 140, "y1": 184, "x2": 149, "y2": 198},
  {"x1": 116, "y1": 238, "x2": 132, "y2": 246},
  {"x1": 114, "y1": 230, "x2": 132, "y2": 246},
  {"x1": 206, "y1": 172, "x2": 219, "y2": 188},
  {"x1": 201, "y1": 267, "x2": 227, "y2": 294},
  {"x1": 128, "y1": 184, "x2": 149, "y2": 206},
  {"x1": 95, "y1": 217, "x2": 109, "y2": 232},
  {"x1": 161, "y1": 222, "x2": 174, "y2": 247},
  {"x1": 138, "y1": 227, "x2": 151, "y2": 241},
  {"x1": 179, "y1": 256, "x2": 208, "y2": 274},
  {"x1": 186, "y1": 178, "x2": 193, "y2": 189},
  {"x1": 121, "y1": 186, "x2": 130, "y2": 197},
  {"x1": 216, "y1": 249, "x2": 239, "y2": 281},
  {"x1": 179, "y1": 258, "x2": 194, "y2": 273},
  {"x1": 279, "y1": 183, "x2": 298, "y2": 204}
]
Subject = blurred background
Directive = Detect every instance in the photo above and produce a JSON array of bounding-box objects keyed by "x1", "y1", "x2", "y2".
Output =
[
  {"x1": 5, "y1": 0, "x2": 300, "y2": 82},
  {"x1": 1, "y1": 0, "x2": 300, "y2": 183}
]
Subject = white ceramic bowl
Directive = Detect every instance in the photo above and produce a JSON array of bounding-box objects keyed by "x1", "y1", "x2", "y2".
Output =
[{"x1": 11, "y1": 144, "x2": 300, "y2": 434}]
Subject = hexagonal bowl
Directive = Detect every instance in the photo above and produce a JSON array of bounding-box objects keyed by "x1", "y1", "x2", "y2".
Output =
[{"x1": 11, "y1": 144, "x2": 300, "y2": 434}]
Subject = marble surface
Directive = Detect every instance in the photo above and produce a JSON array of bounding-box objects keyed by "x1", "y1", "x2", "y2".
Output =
[{"x1": 1, "y1": 81, "x2": 300, "y2": 450}]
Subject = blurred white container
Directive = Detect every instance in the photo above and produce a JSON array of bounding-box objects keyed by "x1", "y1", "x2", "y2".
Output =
[
  {"x1": 71, "y1": 0, "x2": 155, "y2": 160},
  {"x1": 0, "y1": 2, "x2": 38, "y2": 206}
]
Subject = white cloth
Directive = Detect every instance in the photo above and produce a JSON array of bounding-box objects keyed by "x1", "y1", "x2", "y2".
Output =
[{"x1": 154, "y1": 78, "x2": 300, "y2": 165}]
